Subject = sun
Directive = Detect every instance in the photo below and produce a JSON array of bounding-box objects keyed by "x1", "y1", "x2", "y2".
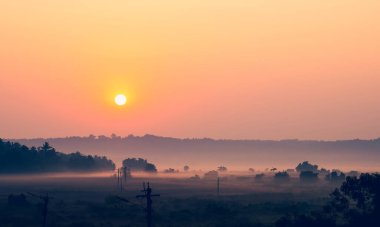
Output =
[{"x1": 114, "y1": 94, "x2": 127, "y2": 106}]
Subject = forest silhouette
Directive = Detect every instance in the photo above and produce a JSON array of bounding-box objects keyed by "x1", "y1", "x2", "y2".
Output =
[{"x1": 0, "y1": 139, "x2": 115, "y2": 173}]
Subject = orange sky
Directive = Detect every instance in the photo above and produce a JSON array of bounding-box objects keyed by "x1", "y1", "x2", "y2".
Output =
[{"x1": 1, "y1": 0, "x2": 380, "y2": 140}]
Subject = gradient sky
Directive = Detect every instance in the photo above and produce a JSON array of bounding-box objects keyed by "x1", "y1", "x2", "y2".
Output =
[{"x1": 1, "y1": 0, "x2": 380, "y2": 140}]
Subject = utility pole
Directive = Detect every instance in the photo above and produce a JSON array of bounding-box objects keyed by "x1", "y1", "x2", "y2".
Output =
[
  {"x1": 217, "y1": 177, "x2": 220, "y2": 197},
  {"x1": 28, "y1": 192, "x2": 51, "y2": 227},
  {"x1": 116, "y1": 168, "x2": 120, "y2": 191},
  {"x1": 119, "y1": 168, "x2": 123, "y2": 192},
  {"x1": 123, "y1": 166, "x2": 128, "y2": 182},
  {"x1": 116, "y1": 167, "x2": 124, "y2": 192},
  {"x1": 136, "y1": 182, "x2": 160, "y2": 227},
  {"x1": 117, "y1": 167, "x2": 131, "y2": 192}
]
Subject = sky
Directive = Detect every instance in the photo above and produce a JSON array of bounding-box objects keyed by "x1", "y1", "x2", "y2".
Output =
[{"x1": 0, "y1": 0, "x2": 380, "y2": 140}]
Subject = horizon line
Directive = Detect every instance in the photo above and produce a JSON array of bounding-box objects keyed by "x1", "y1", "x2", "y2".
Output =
[{"x1": 4, "y1": 134, "x2": 380, "y2": 143}]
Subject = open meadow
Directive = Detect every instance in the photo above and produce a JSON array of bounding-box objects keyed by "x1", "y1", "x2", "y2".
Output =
[{"x1": 0, "y1": 172, "x2": 341, "y2": 227}]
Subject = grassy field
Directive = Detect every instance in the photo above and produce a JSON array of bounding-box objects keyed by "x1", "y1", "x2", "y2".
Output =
[{"x1": 0, "y1": 174, "x2": 339, "y2": 227}]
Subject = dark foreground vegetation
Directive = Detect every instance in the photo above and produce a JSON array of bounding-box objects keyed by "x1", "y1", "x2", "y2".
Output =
[
  {"x1": 0, "y1": 139, "x2": 115, "y2": 173},
  {"x1": 0, "y1": 173, "x2": 379, "y2": 227},
  {"x1": 276, "y1": 173, "x2": 380, "y2": 227}
]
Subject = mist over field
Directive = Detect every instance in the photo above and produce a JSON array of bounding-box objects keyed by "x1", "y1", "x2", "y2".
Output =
[
  {"x1": 2, "y1": 138, "x2": 380, "y2": 226},
  {"x1": 12, "y1": 135, "x2": 380, "y2": 172},
  {"x1": 2, "y1": 0, "x2": 380, "y2": 225}
]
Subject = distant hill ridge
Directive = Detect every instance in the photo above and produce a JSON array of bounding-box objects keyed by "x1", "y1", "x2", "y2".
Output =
[
  {"x1": 8, "y1": 135, "x2": 380, "y2": 171},
  {"x1": 10, "y1": 134, "x2": 380, "y2": 145}
]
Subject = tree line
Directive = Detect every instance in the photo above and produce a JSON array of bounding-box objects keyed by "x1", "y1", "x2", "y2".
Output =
[{"x1": 0, "y1": 139, "x2": 115, "y2": 173}]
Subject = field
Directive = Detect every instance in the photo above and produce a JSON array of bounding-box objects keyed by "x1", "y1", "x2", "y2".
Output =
[{"x1": 0, "y1": 172, "x2": 340, "y2": 227}]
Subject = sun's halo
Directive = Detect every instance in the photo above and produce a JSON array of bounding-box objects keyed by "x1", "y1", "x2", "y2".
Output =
[{"x1": 114, "y1": 94, "x2": 127, "y2": 106}]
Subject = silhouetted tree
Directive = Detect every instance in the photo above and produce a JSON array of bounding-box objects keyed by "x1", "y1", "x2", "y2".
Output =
[
  {"x1": 255, "y1": 173, "x2": 265, "y2": 181},
  {"x1": 204, "y1": 170, "x2": 219, "y2": 179},
  {"x1": 184, "y1": 165, "x2": 190, "y2": 172},
  {"x1": 277, "y1": 173, "x2": 380, "y2": 227},
  {"x1": 190, "y1": 174, "x2": 200, "y2": 180},
  {"x1": 122, "y1": 158, "x2": 157, "y2": 173},
  {"x1": 299, "y1": 171, "x2": 319, "y2": 182},
  {"x1": 319, "y1": 168, "x2": 330, "y2": 176},
  {"x1": 144, "y1": 163, "x2": 158, "y2": 172},
  {"x1": 329, "y1": 173, "x2": 380, "y2": 226},
  {"x1": 295, "y1": 161, "x2": 318, "y2": 173},
  {"x1": 163, "y1": 168, "x2": 178, "y2": 173},
  {"x1": 274, "y1": 171, "x2": 290, "y2": 182},
  {"x1": 325, "y1": 171, "x2": 346, "y2": 183}
]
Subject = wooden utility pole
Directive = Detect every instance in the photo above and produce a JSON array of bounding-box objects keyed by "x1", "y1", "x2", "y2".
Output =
[
  {"x1": 116, "y1": 168, "x2": 123, "y2": 192},
  {"x1": 28, "y1": 192, "x2": 51, "y2": 227},
  {"x1": 117, "y1": 168, "x2": 120, "y2": 191},
  {"x1": 217, "y1": 177, "x2": 220, "y2": 196},
  {"x1": 122, "y1": 166, "x2": 129, "y2": 182},
  {"x1": 117, "y1": 167, "x2": 131, "y2": 192},
  {"x1": 119, "y1": 168, "x2": 123, "y2": 192},
  {"x1": 136, "y1": 182, "x2": 160, "y2": 227}
]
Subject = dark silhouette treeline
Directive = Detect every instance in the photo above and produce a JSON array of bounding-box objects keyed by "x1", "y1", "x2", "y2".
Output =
[
  {"x1": 276, "y1": 173, "x2": 380, "y2": 227},
  {"x1": 0, "y1": 139, "x2": 115, "y2": 173}
]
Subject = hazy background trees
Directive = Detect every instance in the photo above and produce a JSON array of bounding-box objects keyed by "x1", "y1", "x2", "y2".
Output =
[
  {"x1": 122, "y1": 158, "x2": 157, "y2": 172},
  {"x1": 296, "y1": 161, "x2": 319, "y2": 173}
]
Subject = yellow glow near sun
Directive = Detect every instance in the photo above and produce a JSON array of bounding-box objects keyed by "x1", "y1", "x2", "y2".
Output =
[{"x1": 114, "y1": 94, "x2": 127, "y2": 106}]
